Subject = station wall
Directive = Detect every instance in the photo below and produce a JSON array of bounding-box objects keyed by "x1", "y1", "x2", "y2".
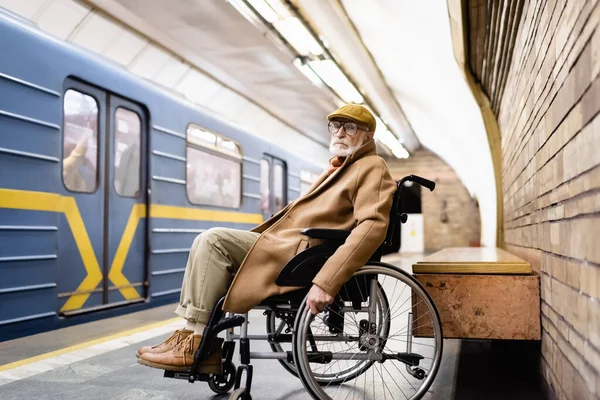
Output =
[
  {"x1": 497, "y1": 1, "x2": 600, "y2": 397},
  {"x1": 386, "y1": 149, "x2": 481, "y2": 253}
]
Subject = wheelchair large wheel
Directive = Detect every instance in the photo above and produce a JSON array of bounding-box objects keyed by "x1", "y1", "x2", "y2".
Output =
[
  {"x1": 266, "y1": 281, "x2": 389, "y2": 382},
  {"x1": 293, "y1": 262, "x2": 443, "y2": 400}
]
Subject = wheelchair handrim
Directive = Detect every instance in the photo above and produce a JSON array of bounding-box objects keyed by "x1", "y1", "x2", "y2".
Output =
[
  {"x1": 294, "y1": 264, "x2": 444, "y2": 400},
  {"x1": 267, "y1": 283, "x2": 390, "y2": 384}
]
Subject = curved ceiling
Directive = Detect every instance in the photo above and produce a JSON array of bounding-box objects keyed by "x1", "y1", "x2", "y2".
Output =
[
  {"x1": 296, "y1": 0, "x2": 497, "y2": 246},
  {"x1": 348, "y1": 0, "x2": 497, "y2": 247},
  {"x1": 3, "y1": 0, "x2": 498, "y2": 246}
]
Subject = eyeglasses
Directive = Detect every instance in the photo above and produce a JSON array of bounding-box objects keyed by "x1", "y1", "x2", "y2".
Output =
[{"x1": 328, "y1": 121, "x2": 365, "y2": 136}]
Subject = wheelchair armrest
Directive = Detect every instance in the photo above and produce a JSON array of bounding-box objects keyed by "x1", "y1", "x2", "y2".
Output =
[
  {"x1": 276, "y1": 244, "x2": 334, "y2": 286},
  {"x1": 301, "y1": 228, "x2": 350, "y2": 242}
]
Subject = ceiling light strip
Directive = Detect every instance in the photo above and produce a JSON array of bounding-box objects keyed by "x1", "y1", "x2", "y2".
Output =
[{"x1": 231, "y1": 0, "x2": 409, "y2": 158}]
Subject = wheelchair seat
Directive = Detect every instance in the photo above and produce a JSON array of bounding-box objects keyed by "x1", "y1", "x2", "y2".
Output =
[{"x1": 275, "y1": 243, "x2": 340, "y2": 287}]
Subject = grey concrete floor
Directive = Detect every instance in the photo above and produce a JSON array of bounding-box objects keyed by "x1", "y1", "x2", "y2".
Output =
[
  {"x1": 0, "y1": 253, "x2": 547, "y2": 399},
  {"x1": 0, "y1": 307, "x2": 460, "y2": 400},
  {"x1": 0, "y1": 317, "x2": 547, "y2": 399},
  {"x1": 0, "y1": 304, "x2": 177, "y2": 366}
]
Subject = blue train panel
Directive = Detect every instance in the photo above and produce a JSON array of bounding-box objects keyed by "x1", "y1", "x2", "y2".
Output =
[{"x1": 0, "y1": 9, "x2": 321, "y2": 341}]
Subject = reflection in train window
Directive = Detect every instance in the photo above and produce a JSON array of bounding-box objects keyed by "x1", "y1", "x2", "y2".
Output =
[
  {"x1": 186, "y1": 124, "x2": 242, "y2": 208},
  {"x1": 261, "y1": 155, "x2": 287, "y2": 216},
  {"x1": 260, "y1": 159, "x2": 270, "y2": 215},
  {"x1": 273, "y1": 163, "x2": 285, "y2": 212},
  {"x1": 300, "y1": 169, "x2": 320, "y2": 195},
  {"x1": 114, "y1": 108, "x2": 141, "y2": 197},
  {"x1": 62, "y1": 89, "x2": 99, "y2": 193},
  {"x1": 189, "y1": 126, "x2": 216, "y2": 147}
]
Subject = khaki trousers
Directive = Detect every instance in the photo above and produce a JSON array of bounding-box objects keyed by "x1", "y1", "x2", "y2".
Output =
[{"x1": 175, "y1": 227, "x2": 259, "y2": 324}]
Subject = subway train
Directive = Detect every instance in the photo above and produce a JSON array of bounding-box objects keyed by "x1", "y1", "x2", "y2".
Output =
[{"x1": 0, "y1": 10, "x2": 321, "y2": 341}]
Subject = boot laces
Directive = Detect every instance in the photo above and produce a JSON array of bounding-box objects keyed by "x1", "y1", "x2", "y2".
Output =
[
  {"x1": 153, "y1": 330, "x2": 184, "y2": 349},
  {"x1": 173, "y1": 333, "x2": 195, "y2": 356}
]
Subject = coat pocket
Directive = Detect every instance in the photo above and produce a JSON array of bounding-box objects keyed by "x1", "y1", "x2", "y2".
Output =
[{"x1": 296, "y1": 238, "x2": 309, "y2": 255}]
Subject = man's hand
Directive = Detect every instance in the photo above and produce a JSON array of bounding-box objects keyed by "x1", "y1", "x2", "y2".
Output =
[{"x1": 306, "y1": 284, "x2": 334, "y2": 315}]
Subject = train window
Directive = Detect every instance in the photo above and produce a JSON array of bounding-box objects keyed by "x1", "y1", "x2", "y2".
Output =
[
  {"x1": 114, "y1": 108, "x2": 141, "y2": 197},
  {"x1": 300, "y1": 169, "x2": 320, "y2": 195},
  {"x1": 62, "y1": 89, "x2": 99, "y2": 193},
  {"x1": 186, "y1": 124, "x2": 242, "y2": 208},
  {"x1": 261, "y1": 155, "x2": 287, "y2": 215},
  {"x1": 260, "y1": 159, "x2": 270, "y2": 215},
  {"x1": 189, "y1": 126, "x2": 216, "y2": 147},
  {"x1": 273, "y1": 163, "x2": 286, "y2": 212}
]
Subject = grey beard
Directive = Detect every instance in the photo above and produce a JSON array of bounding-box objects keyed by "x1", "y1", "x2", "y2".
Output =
[{"x1": 329, "y1": 139, "x2": 365, "y2": 157}]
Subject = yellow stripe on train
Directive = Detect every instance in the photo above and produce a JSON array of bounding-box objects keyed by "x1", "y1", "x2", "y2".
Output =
[{"x1": 0, "y1": 189, "x2": 263, "y2": 311}]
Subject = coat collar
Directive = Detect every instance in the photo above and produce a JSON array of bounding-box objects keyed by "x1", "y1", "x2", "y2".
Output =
[{"x1": 263, "y1": 140, "x2": 379, "y2": 224}]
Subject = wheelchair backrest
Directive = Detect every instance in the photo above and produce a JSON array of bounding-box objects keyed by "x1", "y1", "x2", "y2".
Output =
[
  {"x1": 377, "y1": 175, "x2": 436, "y2": 257},
  {"x1": 371, "y1": 179, "x2": 403, "y2": 258}
]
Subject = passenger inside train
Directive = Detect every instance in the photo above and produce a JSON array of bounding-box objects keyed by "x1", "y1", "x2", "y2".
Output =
[{"x1": 136, "y1": 103, "x2": 397, "y2": 372}]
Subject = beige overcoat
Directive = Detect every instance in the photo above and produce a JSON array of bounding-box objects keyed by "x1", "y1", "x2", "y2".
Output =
[{"x1": 222, "y1": 140, "x2": 397, "y2": 313}]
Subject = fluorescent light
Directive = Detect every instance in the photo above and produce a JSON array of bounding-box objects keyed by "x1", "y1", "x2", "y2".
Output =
[
  {"x1": 265, "y1": 0, "x2": 292, "y2": 18},
  {"x1": 374, "y1": 122, "x2": 409, "y2": 159},
  {"x1": 374, "y1": 115, "x2": 387, "y2": 133},
  {"x1": 247, "y1": 0, "x2": 279, "y2": 23},
  {"x1": 307, "y1": 60, "x2": 363, "y2": 103},
  {"x1": 274, "y1": 17, "x2": 323, "y2": 56},
  {"x1": 293, "y1": 58, "x2": 323, "y2": 86}
]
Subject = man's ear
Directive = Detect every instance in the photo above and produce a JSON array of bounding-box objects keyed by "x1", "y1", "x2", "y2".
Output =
[{"x1": 366, "y1": 131, "x2": 375, "y2": 141}]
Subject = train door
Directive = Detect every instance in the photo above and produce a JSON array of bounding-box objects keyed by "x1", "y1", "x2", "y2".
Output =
[
  {"x1": 105, "y1": 95, "x2": 147, "y2": 305},
  {"x1": 260, "y1": 155, "x2": 287, "y2": 220},
  {"x1": 59, "y1": 80, "x2": 147, "y2": 315}
]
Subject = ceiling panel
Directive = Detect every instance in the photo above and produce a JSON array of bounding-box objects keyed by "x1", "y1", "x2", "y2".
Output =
[{"x1": 113, "y1": 0, "x2": 336, "y2": 146}]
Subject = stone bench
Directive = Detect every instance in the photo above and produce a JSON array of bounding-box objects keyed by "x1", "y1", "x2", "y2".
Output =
[{"x1": 412, "y1": 247, "x2": 541, "y2": 340}]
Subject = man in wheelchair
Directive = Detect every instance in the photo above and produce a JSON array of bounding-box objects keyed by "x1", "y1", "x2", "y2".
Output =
[{"x1": 136, "y1": 103, "x2": 397, "y2": 373}]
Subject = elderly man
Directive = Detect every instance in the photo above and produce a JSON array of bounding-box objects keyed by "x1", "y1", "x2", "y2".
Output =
[{"x1": 137, "y1": 104, "x2": 397, "y2": 372}]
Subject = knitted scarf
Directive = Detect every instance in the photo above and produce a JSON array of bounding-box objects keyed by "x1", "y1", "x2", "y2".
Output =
[{"x1": 325, "y1": 156, "x2": 346, "y2": 176}]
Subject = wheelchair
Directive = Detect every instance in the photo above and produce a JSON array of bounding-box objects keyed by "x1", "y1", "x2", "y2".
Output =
[{"x1": 163, "y1": 175, "x2": 444, "y2": 400}]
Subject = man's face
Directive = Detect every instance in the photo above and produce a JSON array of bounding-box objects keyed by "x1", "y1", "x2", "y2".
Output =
[{"x1": 328, "y1": 118, "x2": 373, "y2": 157}]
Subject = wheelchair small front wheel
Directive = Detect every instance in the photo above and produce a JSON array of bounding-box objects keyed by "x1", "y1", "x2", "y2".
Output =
[
  {"x1": 293, "y1": 262, "x2": 443, "y2": 400},
  {"x1": 208, "y1": 361, "x2": 236, "y2": 394}
]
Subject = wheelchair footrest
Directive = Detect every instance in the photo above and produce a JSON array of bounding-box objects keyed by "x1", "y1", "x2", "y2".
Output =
[
  {"x1": 163, "y1": 370, "x2": 190, "y2": 380},
  {"x1": 384, "y1": 352, "x2": 424, "y2": 366},
  {"x1": 163, "y1": 370, "x2": 210, "y2": 382}
]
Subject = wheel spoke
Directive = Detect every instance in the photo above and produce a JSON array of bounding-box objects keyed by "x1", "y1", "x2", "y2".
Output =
[{"x1": 294, "y1": 263, "x2": 443, "y2": 400}]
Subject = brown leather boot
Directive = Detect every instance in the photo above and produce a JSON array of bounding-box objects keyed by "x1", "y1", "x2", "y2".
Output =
[
  {"x1": 138, "y1": 334, "x2": 223, "y2": 373},
  {"x1": 136, "y1": 329, "x2": 192, "y2": 358}
]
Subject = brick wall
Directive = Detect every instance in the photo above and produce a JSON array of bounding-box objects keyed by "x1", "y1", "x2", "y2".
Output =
[
  {"x1": 498, "y1": 1, "x2": 600, "y2": 398},
  {"x1": 385, "y1": 149, "x2": 481, "y2": 252}
]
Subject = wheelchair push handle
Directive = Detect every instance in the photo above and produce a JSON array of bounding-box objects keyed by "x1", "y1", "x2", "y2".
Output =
[{"x1": 407, "y1": 174, "x2": 435, "y2": 191}]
